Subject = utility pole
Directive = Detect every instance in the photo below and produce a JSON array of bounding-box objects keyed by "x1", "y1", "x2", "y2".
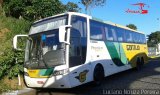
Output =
[{"x1": 156, "y1": 18, "x2": 160, "y2": 54}]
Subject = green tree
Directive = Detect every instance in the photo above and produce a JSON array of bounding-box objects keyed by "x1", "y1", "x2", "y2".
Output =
[
  {"x1": 126, "y1": 24, "x2": 137, "y2": 30},
  {"x1": 80, "y1": 0, "x2": 106, "y2": 14},
  {"x1": 65, "y1": 2, "x2": 81, "y2": 12},
  {"x1": 23, "y1": 0, "x2": 66, "y2": 21},
  {"x1": 2, "y1": 0, "x2": 80, "y2": 21},
  {"x1": 2, "y1": 0, "x2": 25, "y2": 18},
  {"x1": 147, "y1": 31, "x2": 160, "y2": 47}
]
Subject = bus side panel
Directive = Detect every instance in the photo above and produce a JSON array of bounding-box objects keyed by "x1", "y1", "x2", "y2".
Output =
[
  {"x1": 90, "y1": 41, "x2": 132, "y2": 77},
  {"x1": 105, "y1": 41, "x2": 128, "y2": 66},
  {"x1": 68, "y1": 63, "x2": 93, "y2": 88}
]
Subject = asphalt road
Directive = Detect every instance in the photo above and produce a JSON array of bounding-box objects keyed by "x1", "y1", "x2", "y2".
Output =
[{"x1": 19, "y1": 60, "x2": 160, "y2": 95}]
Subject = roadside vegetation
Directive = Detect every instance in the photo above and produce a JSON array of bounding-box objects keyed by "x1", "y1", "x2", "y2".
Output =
[{"x1": 0, "y1": 12, "x2": 31, "y2": 93}]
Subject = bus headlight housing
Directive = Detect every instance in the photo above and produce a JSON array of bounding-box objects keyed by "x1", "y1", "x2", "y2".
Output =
[
  {"x1": 24, "y1": 72, "x2": 29, "y2": 76},
  {"x1": 53, "y1": 69, "x2": 69, "y2": 76}
]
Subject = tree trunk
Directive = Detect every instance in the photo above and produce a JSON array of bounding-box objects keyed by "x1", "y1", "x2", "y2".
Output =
[
  {"x1": 0, "y1": 0, "x2": 5, "y2": 16},
  {"x1": 0, "y1": 0, "x2": 3, "y2": 5}
]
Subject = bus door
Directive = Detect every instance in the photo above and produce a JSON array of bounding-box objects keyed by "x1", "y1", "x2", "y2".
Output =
[
  {"x1": 68, "y1": 15, "x2": 92, "y2": 87},
  {"x1": 68, "y1": 36, "x2": 91, "y2": 87}
]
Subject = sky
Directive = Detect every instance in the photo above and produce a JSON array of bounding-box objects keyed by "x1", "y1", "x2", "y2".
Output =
[{"x1": 61, "y1": 0, "x2": 160, "y2": 35}]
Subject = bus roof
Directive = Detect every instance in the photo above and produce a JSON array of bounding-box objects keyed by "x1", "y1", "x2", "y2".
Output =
[
  {"x1": 33, "y1": 12, "x2": 68, "y2": 24},
  {"x1": 33, "y1": 12, "x2": 91, "y2": 24},
  {"x1": 92, "y1": 17, "x2": 144, "y2": 34},
  {"x1": 32, "y1": 12, "x2": 144, "y2": 34}
]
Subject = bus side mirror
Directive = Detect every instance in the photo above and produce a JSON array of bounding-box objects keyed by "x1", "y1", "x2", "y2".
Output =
[
  {"x1": 13, "y1": 35, "x2": 28, "y2": 51},
  {"x1": 59, "y1": 25, "x2": 71, "y2": 44}
]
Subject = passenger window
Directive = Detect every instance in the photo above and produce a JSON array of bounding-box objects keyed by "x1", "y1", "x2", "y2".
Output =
[
  {"x1": 132, "y1": 32, "x2": 137, "y2": 43},
  {"x1": 137, "y1": 34, "x2": 141, "y2": 43},
  {"x1": 105, "y1": 25, "x2": 117, "y2": 41},
  {"x1": 140, "y1": 34, "x2": 146, "y2": 44},
  {"x1": 105, "y1": 27, "x2": 113, "y2": 41},
  {"x1": 143, "y1": 35, "x2": 146, "y2": 44},
  {"x1": 90, "y1": 20, "x2": 104, "y2": 40},
  {"x1": 111, "y1": 28, "x2": 117, "y2": 41},
  {"x1": 125, "y1": 31, "x2": 133, "y2": 42},
  {"x1": 116, "y1": 28, "x2": 125, "y2": 42}
]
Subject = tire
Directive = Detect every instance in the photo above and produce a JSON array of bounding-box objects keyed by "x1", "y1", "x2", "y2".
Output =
[
  {"x1": 136, "y1": 58, "x2": 143, "y2": 70},
  {"x1": 93, "y1": 64, "x2": 104, "y2": 86},
  {"x1": 141, "y1": 57, "x2": 144, "y2": 66}
]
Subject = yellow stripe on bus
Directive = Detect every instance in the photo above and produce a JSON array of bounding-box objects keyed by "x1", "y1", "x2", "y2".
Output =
[{"x1": 122, "y1": 43, "x2": 148, "y2": 67}]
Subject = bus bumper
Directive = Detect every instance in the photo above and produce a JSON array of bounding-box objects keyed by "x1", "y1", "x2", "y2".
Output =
[{"x1": 24, "y1": 75, "x2": 71, "y2": 88}]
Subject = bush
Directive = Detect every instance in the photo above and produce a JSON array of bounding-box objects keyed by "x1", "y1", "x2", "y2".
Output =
[{"x1": 0, "y1": 15, "x2": 31, "y2": 79}]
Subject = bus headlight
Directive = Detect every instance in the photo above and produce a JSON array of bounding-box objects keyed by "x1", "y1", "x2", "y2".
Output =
[{"x1": 53, "y1": 69, "x2": 69, "y2": 76}]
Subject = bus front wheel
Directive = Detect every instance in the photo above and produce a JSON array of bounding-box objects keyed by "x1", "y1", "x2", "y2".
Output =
[{"x1": 93, "y1": 64, "x2": 104, "y2": 86}]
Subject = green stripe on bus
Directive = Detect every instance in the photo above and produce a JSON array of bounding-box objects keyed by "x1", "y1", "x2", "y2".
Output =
[
  {"x1": 119, "y1": 43, "x2": 128, "y2": 65},
  {"x1": 105, "y1": 42, "x2": 128, "y2": 66},
  {"x1": 39, "y1": 68, "x2": 53, "y2": 76}
]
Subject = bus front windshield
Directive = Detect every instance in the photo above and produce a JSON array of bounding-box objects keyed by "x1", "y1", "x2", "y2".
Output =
[
  {"x1": 25, "y1": 29, "x2": 65, "y2": 69},
  {"x1": 24, "y1": 15, "x2": 68, "y2": 69}
]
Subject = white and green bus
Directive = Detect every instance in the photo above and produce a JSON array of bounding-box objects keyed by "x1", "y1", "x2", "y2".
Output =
[{"x1": 13, "y1": 12, "x2": 148, "y2": 88}]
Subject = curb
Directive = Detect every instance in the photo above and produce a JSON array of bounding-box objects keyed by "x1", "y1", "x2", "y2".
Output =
[
  {"x1": 17, "y1": 88, "x2": 34, "y2": 95},
  {"x1": 2, "y1": 88, "x2": 34, "y2": 95}
]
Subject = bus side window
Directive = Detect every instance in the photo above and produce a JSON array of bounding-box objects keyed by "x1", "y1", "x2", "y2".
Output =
[
  {"x1": 143, "y1": 35, "x2": 146, "y2": 44},
  {"x1": 111, "y1": 28, "x2": 117, "y2": 41},
  {"x1": 140, "y1": 34, "x2": 146, "y2": 44},
  {"x1": 137, "y1": 33, "x2": 141, "y2": 43},
  {"x1": 125, "y1": 31, "x2": 133, "y2": 43},
  {"x1": 90, "y1": 20, "x2": 103, "y2": 40},
  {"x1": 116, "y1": 28, "x2": 124, "y2": 42},
  {"x1": 133, "y1": 32, "x2": 138, "y2": 43},
  {"x1": 69, "y1": 15, "x2": 87, "y2": 67},
  {"x1": 105, "y1": 26, "x2": 113, "y2": 41}
]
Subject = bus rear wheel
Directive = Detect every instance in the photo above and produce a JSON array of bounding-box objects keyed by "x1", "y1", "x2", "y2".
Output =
[
  {"x1": 136, "y1": 58, "x2": 144, "y2": 70},
  {"x1": 93, "y1": 64, "x2": 104, "y2": 86}
]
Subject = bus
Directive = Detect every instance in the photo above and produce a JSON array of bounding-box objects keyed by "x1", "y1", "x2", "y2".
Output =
[{"x1": 13, "y1": 12, "x2": 148, "y2": 88}]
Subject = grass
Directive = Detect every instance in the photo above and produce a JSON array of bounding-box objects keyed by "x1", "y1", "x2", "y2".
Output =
[
  {"x1": 0, "y1": 80, "x2": 11, "y2": 93},
  {"x1": 148, "y1": 55, "x2": 160, "y2": 60},
  {"x1": 0, "y1": 76, "x2": 26, "y2": 94},
  {"x1": 0, "y1": 14, "x2": 31, "y2": 53}
]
